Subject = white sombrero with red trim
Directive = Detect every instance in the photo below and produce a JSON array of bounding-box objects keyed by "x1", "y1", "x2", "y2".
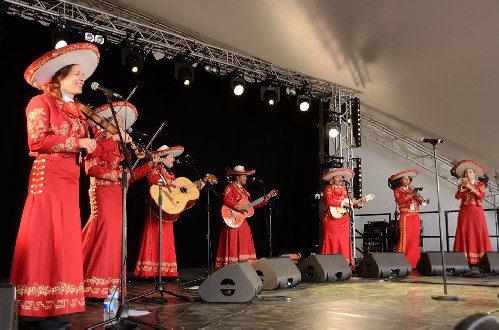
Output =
[
  {"x1": 453, "y1": 159, "x2": 486, "y2": 178},
  {"x1": 153, "y1": 145, "x2": 184, "y2": 158},
  {"x1": 322, "y1": 168, "x2": 355, "y2": 181},
  {"x1": 89, "y1": 101, "x2": 138, "y2": 130},
  {"x1": 24, "y1": 42, "x2": 100, "y2": 90},
  {"x1": 389, "y1": 169, "x2": 418, "y2": 181},
  {"x1": 226, "y1": 165, "x2": 256, "y2": 176}
]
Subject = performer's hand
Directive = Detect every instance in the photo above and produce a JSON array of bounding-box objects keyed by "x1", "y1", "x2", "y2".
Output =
[{"x1": 79, "y1": 138, "x2": 97, "y2": 154}]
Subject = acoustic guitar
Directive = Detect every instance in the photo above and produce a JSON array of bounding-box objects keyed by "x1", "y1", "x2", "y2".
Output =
[
  {"x1": 149, "y1": 174, "x2": 217, "y2": 220},
  {"x1": 329, "y1": 193, "x2": 375, "y2": 219},
  {"x1": 221, "y1": 189, "x2": 278, "y2": 228}
]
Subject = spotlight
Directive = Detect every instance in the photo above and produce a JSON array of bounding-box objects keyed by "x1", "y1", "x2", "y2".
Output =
[
  {"x1": 327, "y1": 123, "x2": 340, "y2": 138},
  {"x1": 84, "y1": 31, "x2": 106, "y2": 45},
  {"x1": 122, "y1": 47, "x2": 144, "y2": 76},
  {"x1": 230, "y1": 71, "x2": 245, "y2": 96},
  {"x1": 352, "y1": 157, "x2": 362, "y2": 199},
  {"x1": 297, "y1": 94, "x2": 311, "y2": 112},
  {"x1": 261, "y1": 85, "x2": 280, "y2": 107},
  {"x1": 204, "y1": 63, "x2": 219, "y2": 74},
  {"x1": 175, "y1": 62, "x2": 195, "y2": 87},
  {"x1": 52, "y1": 22, "x2": 68, "y2": 49}
]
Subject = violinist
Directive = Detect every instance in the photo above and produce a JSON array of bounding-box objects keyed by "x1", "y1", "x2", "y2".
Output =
[
  {"x1": 81, "y1": 101, "x2": 162, "y2": 298},
  {"x1": 452, "y1": 159, "x2": 492, "y2": 267},
  {"x1": 10, "y1": 43, "x2": 127, "y2": 329},
  {"x1": 388, "y1": 169, "x2": 426, "y2": 269}
]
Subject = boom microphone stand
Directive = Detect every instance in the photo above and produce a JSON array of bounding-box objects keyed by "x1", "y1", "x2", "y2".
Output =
[
  {"x1": 423, "y1": 140, "x2": 461, "y2": 301},
  {"x1": 87, "y1": 93, "x2": 162, "y2": 329}
]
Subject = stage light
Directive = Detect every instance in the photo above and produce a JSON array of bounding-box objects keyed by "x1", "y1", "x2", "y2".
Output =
[
  {"x1": 51, "y1": 21, "x2": 68, "y2": 49},
  {"x1": 352, "y1": 157, "x2": 362, "y2": 199},
  {"x1": 320, "y1": 155, "x2": 344, "y2": 168},
  {"x1": 204, "y1": 63, "x2": 219, "y2": 74},
  {"x1": 297, "y1": 94, "x2": 311, "y2": 111},
  {"x1": 122, "y1": 47, "x2": 144, "y2": 75},
  {"x1": 84, "y1": 31, "x2": 106, "y2": 45},
  {"x1": 230, "y1": 71, "x2": 245, "y2": 96},
  {"x1": 327, "y1": 123, "x2": 340, "y2": 138},
  {"x1": 261, "y1": 85, "x2": 280, "y2": 107},
  {"x1": 175, "y1": 62, "x2": 195, "y2": 87},
  {"x1": 351, "y1": 97, "x2": 361, "y2": 147}
]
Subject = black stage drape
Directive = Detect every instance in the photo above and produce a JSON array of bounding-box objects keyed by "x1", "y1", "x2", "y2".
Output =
[{"x1": 1, "y1": 13, "x2": 322, "y2": 278}]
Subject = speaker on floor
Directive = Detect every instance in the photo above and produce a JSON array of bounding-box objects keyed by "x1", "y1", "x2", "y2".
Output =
[
  {"x1": 454, "y1": 313, "x2": 499, "y2": 330},
  {"x1": 416, "y1": 251, "x2": 469, "y2": 276},
  {"x1": 298, "y1": 253, "x2": 352, "y2": 282},
  {"x1": 0, "y1": 283, "x2": 17, "y2": 330},
  {"x1": 251, "y1": 257, "x2": 301, "y2": 290},
  {"x1": 198, "y1": 262, "x2": 262, "y2": 303},
  {"x1": 358, "y1": 252, "x2": 411, "y2": 278},
  {"x1": 478, "y1": 252, "x2": 499, "y2": 274}
]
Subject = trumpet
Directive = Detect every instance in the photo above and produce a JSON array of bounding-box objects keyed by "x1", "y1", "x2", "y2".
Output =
[
  {"x1": 458, "y1": 178, "x2": 468, "y2": 192},
  {"x1": 413, "y1": 187, "x2": 430, "y2": 205}
]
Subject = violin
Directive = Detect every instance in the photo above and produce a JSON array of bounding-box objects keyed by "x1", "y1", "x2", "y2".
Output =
[{"x1": 77, "y1": 103, "x2": 150, "y2": 159}]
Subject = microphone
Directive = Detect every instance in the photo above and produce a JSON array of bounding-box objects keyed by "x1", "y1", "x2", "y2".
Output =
[
  {"x1": 252, "y1": 177, "x2": 264, "y2": 183},
  {"x1": 420, "y1": 138, "x2": 444, "y2": 144},
  {"x1": 91, "y1": 82, "x2": 124, "y2": 99},
  {"x1": 126, "y1": 127, "x2": 150, "y2": 137}
]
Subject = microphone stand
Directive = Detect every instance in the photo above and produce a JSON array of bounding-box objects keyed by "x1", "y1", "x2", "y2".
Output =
[
  {"x1": 425, "y1": 141, "x2": 461, "y2": 301},
  {"x1": 87, "y1": 94, "x2": 162, "y2": 329},
  {"x1": 259, "y1": 180, "x2": 279, "y2": 257},
  {"x1": 181, "y1": 156, "x2": 219, "y2": 284}
]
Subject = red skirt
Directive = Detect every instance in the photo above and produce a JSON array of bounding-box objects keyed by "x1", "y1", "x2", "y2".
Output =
[
  {"x1": 321, "y1": 214, "x2": 352, "y2": 265},
  {"x1": 10, "y1": 156, "x2": 85, "y2": 317},
  {"x1": 134, "y1": 205, "x2": 178, "y2": 277},
  {"x1": 215, "y1": 220, "x2": 257, "y2": 269},
  {"x1": 395, "y1": 212, "x2": 421, "y2": 269}
]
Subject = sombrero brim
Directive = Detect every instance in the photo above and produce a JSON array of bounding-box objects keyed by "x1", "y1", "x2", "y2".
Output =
[
  {"x1": 322, "y1": 168, "x2": 354, "y2": 181},
  {"x1": 454, "y1": 159, "x2": 486, "y2": 178},
  {"x1": 226, "y1": 166, "x2": 256, "y2": 175},
  {"x1": 88, "y1": 101, "x2": 138, "y2": 130},
  {"x1": 153, "y1": 146, "x2": 184, "y2": 158},
  {"x1": 389, "y1": 169, "x2": 418, "y2": 181},
  {"x1": 24, "y1": 43, "x2": 100, "y2": 89}
]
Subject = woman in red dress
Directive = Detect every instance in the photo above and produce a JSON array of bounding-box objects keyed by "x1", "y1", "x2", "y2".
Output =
[
  {"x1": 452, "y1": 159, "x2": 492, "y2": 266},
  {"x1": 82, "y1": 102, "x2": 161, "y2": 298},
  {"x1": 389, "y1": 169, "x2": 427, "y2": 269},
  {"x1": 10, "y1": 43, "x2": 126, "y2": 329},
  {"x1": 215, "y1": 165, "x2": 269, "y2": 269},
  {"x1": 321, "y1": 168, "x2": 364, "y2": 266},
  {"x1": 134, "y1": 145, "x2": 204, "y2": 278}
]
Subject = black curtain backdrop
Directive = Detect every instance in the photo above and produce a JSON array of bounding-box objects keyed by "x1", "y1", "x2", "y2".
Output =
[{"x1": 1, "y1": 13, "x2": 322, "y2": 278}]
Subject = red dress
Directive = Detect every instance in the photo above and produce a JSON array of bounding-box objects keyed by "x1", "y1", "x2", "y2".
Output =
[
  {"x1": 453, "y1": 180, "x2": 492, "y2": 265},
  {"x1": 134, "y1": 166, "x2": 179, "y2": 277},
  {"x1": 393, "y1": 186, "x2": 422, "y2": 269},
  {"x1": 321, "y1": 184, "x2": 356, "y2": 265},
  {"x1": 82, "y1": 147, "x2": 153, "y2": 298},
  {"x1": 10, "y1": 95, "x2": 115, "y2": 317},
  {"x1": 215, "y1": 182, "x2": 267, "y2": 269}
]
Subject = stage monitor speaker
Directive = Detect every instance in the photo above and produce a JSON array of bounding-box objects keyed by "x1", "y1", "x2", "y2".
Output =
[
  {"x1": 358, "y1": 252, "x2": 411, "y2": 278},
  {"x1": 479, "y1": 252, "x2": 499, "y2": 274},
  {"x1": 198, "y1": 262, "x2": 262, "y2": 303},
  {"x1": 0, "y1": 283, "x2": 18, "y2": 330},
  {"x1": 252, "y1": 257, "x2": 301, "y2": 290},
  {"x1": 298, "y1": 254, "x2": 351, "y2": 282},
  {"x1": 454, "y1": 313, "x2": 499, "y2": 330},
  {"x1": 416, "y1": 251, "x2": 469, "y2": 276}
]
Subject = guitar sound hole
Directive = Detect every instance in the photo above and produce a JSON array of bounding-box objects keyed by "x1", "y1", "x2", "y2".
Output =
[{"x1": 180, "y1": 187, "x2": 187, "y2": 193}]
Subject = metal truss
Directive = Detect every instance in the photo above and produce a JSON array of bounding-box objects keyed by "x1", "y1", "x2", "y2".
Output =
[
  {"x1": 2, "y1": 0, "x2": 361, "y2": 99},
  {"x1": 361, "y1": 114, "x2": 499, "y2": 206}
]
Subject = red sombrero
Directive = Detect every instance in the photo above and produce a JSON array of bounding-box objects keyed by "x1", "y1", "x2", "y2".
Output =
[
  {"x1": 321, "y1": 168, "x2": 355, "y2": 182},
  {"x1": 88, "y1": 101, "x2": 138, "y2": 130},
  {"x1": 453, "y1": 159, "x2": 486, "y2": 178},
  {"x1": 389, "y1": 169, "x2": 418, "y2": 181},
  {"x1": 153, "y1": 145, "x2": 184, "y2": 158},
  {"x1": 226, "y1": 165, "x2": 256, "y2": 176},
  {"x1": 24, "y1": 42, "x2": 100, "y2": 90}
]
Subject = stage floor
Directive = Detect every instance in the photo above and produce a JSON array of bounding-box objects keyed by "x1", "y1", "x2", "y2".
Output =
[{"x1": 18, "y1": 267, "x2": 499, "y2": 329}]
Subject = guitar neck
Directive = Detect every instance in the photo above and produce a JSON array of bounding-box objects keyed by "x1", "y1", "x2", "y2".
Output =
[{"x1": 245, "y1": 195, "x2": 266, "y2": 210}]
